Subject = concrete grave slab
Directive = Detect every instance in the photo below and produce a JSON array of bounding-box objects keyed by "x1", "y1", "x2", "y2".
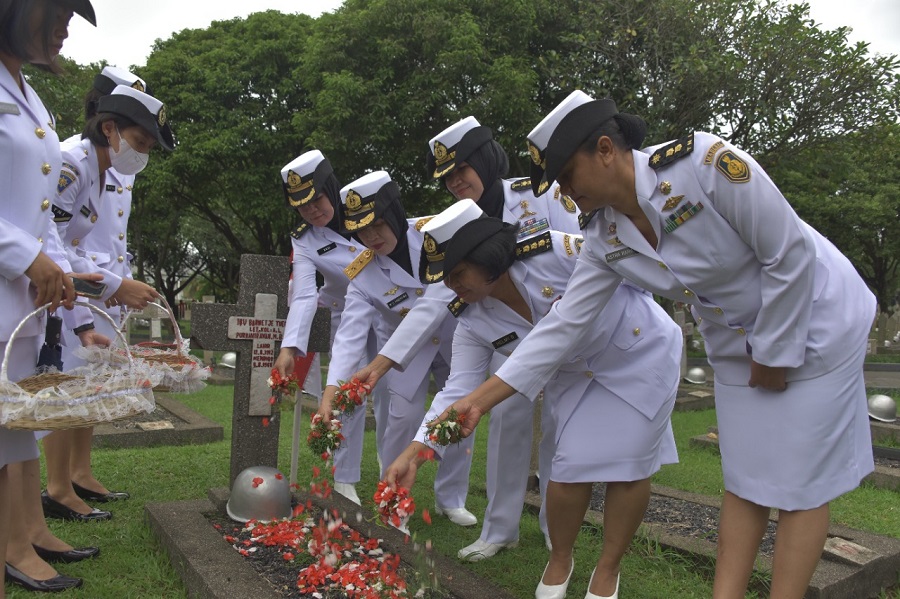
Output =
[{"x1": 92, "y1": 394, "x2": 223, "y2": 449}]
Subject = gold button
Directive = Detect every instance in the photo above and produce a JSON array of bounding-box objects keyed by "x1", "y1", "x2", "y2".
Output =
[
  {"x1": 41, "y1": 162, "x2": 51, "y2": 174},
  {"x1": 41, "y1": 199, "x2": 49, "y2": 210},
  {"x1": 585, "y1": 371, "x2": 594, "y2": 378},
  {"x1": 118, "y1": 233, "x2": 125, "y2": 240},
  {"x1": 657, "y1": 261, "x2": 667, "y2": 269},
  {"x1": 118, "y1": 209, "x2": 124, "y2": 217},
  {"x1": 91, "y1": 255, "x2": 97, "y2": 261},
  {"x1": 415, "y1": 289, "x2": 423, "y2": 296},
  {"x1": 126, "y1": 185, "x2": 133, "y2": 191},
  {"x1": 432, "y1": 337, "x2": 440, "y2": 345},
  {"x1": 35, "y1": 127, "x2": 45, "y2": 139},
  {"x1": 37, "y1": 237, "x2": 43, "y2": 244},
  {"x1": 737, "y1": 328, "x2": 746, "y2": 336},
  {"x1": 117, "y1": 187, "x2": 123, "y2": 194},
  {"x1": 349, "y1": 246, "x2": 357, "y2": 253},
  {"x1": 714, "y1": 307, "x2": 723, "y2": 315},
  {"x1": 71, "y1": 238, "x2": 79, "y2": 247},
  {"x1": 633, "y1": 327, "x2": 641, "y2": 336},
  {"x1": 117, "y1": 256, "x2": 124, "y2": 263},
  {"x1": 683, "y1": 289, "x2": 694, "y2": 297},
  {"x1": 90, "y1": 215, "x2": 97, "y2": 223},
  {"x1": 697, "y1": 317, "x2": 703, "y2": 324},
  {"x1": 332, "y1": 301, "x2": 338, "y2": 307}
]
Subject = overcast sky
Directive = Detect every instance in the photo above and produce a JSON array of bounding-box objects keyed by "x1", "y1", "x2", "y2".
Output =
[{"x1": 62, "y1": 0, "x2": 899, "y2": 70}]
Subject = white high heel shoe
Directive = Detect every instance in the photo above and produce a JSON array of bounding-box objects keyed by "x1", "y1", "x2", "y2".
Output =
[
  {"x1": 584, "y1": 568, "x2": 619, "y2": 599},
  {"x1": 535, "y1": 559, "x2": 574, "y2": 599}
]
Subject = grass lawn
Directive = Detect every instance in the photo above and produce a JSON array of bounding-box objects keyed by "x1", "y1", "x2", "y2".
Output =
[{"x1": 12, "y1": 383, "x2": 900, "y2": 599}]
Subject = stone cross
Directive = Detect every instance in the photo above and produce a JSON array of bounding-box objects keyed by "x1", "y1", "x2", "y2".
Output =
[{"x1": 190, "y1": 254, "x2": 330, "y2": 485}]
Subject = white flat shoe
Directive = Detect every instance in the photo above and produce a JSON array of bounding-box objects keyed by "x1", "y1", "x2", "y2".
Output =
[
  {"x1": 434, "y1": 505, "x2": 477, "y2": 526},
  {"x1": 457, "y1": 538, "x2": 518, "y2": 561},
  {"x1": 333, "y1": 482, "x2": 361, "y2": 506},
  {"x1": 535, "y1": 559, "x2": 574, "y2": 599},
  {"x1": 584, "y1": 568, "x2": 619, "y2": 599}
]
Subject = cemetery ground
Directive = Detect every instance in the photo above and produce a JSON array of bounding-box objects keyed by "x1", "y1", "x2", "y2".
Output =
[{"x1": 12, "y1": 382, "x2": 900, "y2": 598}]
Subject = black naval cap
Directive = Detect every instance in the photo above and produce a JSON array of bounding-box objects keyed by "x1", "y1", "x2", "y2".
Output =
[
  {"x1": 97, "y1": 85, "x2": 175, "y2": 151},
  {"x1": 419, "y1": 198, "x2": 504, "y2": 284},
  {"x1": 426, "y1": 116, "x2": 494, "y2": 180}
]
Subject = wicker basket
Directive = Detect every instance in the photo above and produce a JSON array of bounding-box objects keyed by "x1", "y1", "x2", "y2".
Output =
[
  {"x1": 121, "y1": 295, "x2": 209, "y2": 394},
  {"x1": 0, "y1": 302, "x2": 156, "y2": 431}
]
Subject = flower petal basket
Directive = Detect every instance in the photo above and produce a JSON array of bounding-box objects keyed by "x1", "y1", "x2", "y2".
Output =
[
  {"x1": 0, "y1": 302, "x2": 156, "y2": 431},
  {"x1": 120, "y1": 295, "x2": 209, "y2": 393}
]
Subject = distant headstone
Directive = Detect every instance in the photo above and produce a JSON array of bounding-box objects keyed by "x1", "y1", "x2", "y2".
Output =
[
  {"x1": 151, "y1": 318, "x2": 162, "y2": 340},
  {"x1": 190, "y1": 255, "x2": 330, "y2": 485}
]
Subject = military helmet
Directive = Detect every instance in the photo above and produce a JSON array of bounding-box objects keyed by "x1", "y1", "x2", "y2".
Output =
[
  {"x1": 219, "y1": 352, "x2": 237, "y2": 369},
  {"x1": 867, "y1": 394, "x2": 897, "y2": 423},
  {"x1": 226, "y1": 466, "x2": 292, "y2": 523},
  {"x1": 683, "y1": 367, "x2": 707, "y2": 384}
]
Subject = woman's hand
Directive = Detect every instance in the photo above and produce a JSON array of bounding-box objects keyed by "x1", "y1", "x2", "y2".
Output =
[
  {"x1": 274, "y1": 347, "x2": 297, "y2": 378},
  {"x1": 25, "y1": 252, "x2": 74, "y2": 311},
  {"x1": 385, "y1": 442, "x2": 429, "y2": 490},
  {"x1": 107, "y1": 278, "x2": 158, "y2": 310},
  {"x1": 77, "y1": 329, "x2": 111, "y2": 348},
  {"x1": 444, "y1": 375, "x2": 517, "y2": 438},
  {"x1": 352, "y1": 354, "x2": 395, "y2": 390},
  {"x1": 317, "y1": 385, "x2": 338, "y2": 419},
  {"x1": 749, "y1": 360, "x2": 787, "y2": 391}
]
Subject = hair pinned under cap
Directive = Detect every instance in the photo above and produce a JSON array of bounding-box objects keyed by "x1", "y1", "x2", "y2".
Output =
[
  {"x1": 426, "y1": 116, "x2": 494, "y2": 179},
  {"x1": 97, "y1": 85, "x2": 175, "y2": 151}
]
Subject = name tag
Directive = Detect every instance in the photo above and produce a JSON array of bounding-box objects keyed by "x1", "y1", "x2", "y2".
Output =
[
  {"x1": 106, "y1": 184, "x2": 116, "y2": 191},
  {"x1": 387, "y1": 292, "x2": 409, "y2": 309},
  {"x1": 0, "y1": 102, "x2": 20, "y2": 115},
  {"x1": 492, "y1": 332, "x2": 519, "y2": 349},
  {"x1": 80, "y1": 205, "x2": 91, "y2": 217},
  {"x1": 605, "y1": 247, "x2": 638, "y2": 263},
  {"x1": 317, "y1": 242, "x2": 337, "y2": 255}
]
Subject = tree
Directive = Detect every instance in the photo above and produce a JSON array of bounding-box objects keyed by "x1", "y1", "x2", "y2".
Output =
[{"x1": 135, "y1": 10, "x2": 315, "y2": 298}]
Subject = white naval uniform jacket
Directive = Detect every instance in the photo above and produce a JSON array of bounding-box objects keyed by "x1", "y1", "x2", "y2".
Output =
[
  {"x1": 497, "y1": 132, "x2": 875, "y2": 391},
  {"x1": 0, "y1": 66, "x2": 71, "y2": 341},
  {"x1": 326, "y1": 223, "x2": 456, "y2": 400},
  {"x1": 281, "y1": 221, "x2": 367, "y2": 354},
  {"x1": 414, "y1": 230, "x2": 681, "y2": 449},
  {"x1": 78, "y1": 151, "x2": 135, "y2": 278},
  {"x1": 380, "y1": 180, "x2": 580, "y2": 370}
]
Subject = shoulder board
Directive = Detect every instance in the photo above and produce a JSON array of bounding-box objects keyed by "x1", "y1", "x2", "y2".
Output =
[
  {"x1": 51, "y1": 205, "x2": 72, "y2": 223},
  {"x1": 289, "y1": 221, "x2": 310, "y2": 240},
  {"x1": 516, "y1": 231, "x2": 552, "y2": 259},
  {"x1": 414, "y1": 216, "x2": 434, "y2": 231},
  {"x1": 447, "y1": 296, "x2": 469, "y2": 317},
  {"x1": 509, "y1": 178, "x2": 532, "y2": 192},
  {"x1": 343, "y1": 249, "x2": 374, "y2": 280},
  {"x1": 649, "y1": 133, "x2": 695, "y2": 170}
]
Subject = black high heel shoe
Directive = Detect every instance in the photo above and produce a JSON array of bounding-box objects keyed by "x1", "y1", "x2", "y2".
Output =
[
  {"x1": 32, "y1": 544, "x2": 100, "y2": 564},
  {"x1": 71, "y1": 481, "x2": 129, "y2": 502},
  {"x1": 5, "y1": 563, "x2": 83, "y2": 592},
  {"x1": 41, "y1": 491, "x2": 112, "y2": 522}
]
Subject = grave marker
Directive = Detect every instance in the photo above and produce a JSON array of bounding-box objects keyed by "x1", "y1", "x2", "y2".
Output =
[{"x1": 190, "y1": 255, "x2": 330, "y2": 485}]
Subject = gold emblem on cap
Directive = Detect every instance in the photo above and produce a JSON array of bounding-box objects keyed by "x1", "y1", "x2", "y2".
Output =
[
  {"x1": 132, "y1": 80, "x2": 145, "y2": 92},
  {"x1": 527, "y1": 140, "x2": 543, "y2": 167},
  {"x1": 346, "y1": 189, "x2": 363, "y2": 211},
  {"x1": 608, "y1": 223, "x2": 617, "y2": 235},
  {"x1": 659, "y1": 181, "x2": 672, "y2": 195},
  {"x1": 541, "y1": 286, "x2": 553, "y2": 298},
  {"x1": 157, "y1": 105, "x2": 167, "y2": 126},
  {"x1": 663, "y1": 195, "x2": 684, "y2": 211},
  {"x1": 286, "y1": 170, "x2": 303, "y2": 192},
  {"x1": 433, "y1": 140, "x2": 454, "y2": 166},
  {"x1": 423, "y1": 235, "x2": 438, "y2": 256}
]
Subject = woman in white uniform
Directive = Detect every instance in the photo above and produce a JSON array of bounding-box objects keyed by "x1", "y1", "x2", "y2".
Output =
[
  {"x1": 318, "y1": 171, "x2": 476, "y2": 527},
  {"x1": 445, "y1": 91, "x2": 876, "y2": 599},
  {"x1": 41, "y1": 84, "x2": 169, "y2": 523},
  {"x1": 356, "y1": 116, "x2": 581, "y2": 551},
  {"x1": 386, "y1": 199, "x2": 680, "y2": 599},
  {"x1": 40, "y1": 67, "x2": 149, "y2": 526},
  {"x1": 0, "y1": 0, "x2": 98, "y2": 592},
  {"x1": 272, "y1": 149, "x2": 388, "y2": 505}
]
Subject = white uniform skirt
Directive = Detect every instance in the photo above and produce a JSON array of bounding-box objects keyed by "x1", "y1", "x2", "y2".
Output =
[
  {"x1": 715, "y1": 335, "x2": 873, "y2": 511},
  {"x1": 549, "y1": 377, "x2": 678, "y2": 483},
  {"x1": 0, "y1": 335, "x2": 41, "y2": 467}
]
